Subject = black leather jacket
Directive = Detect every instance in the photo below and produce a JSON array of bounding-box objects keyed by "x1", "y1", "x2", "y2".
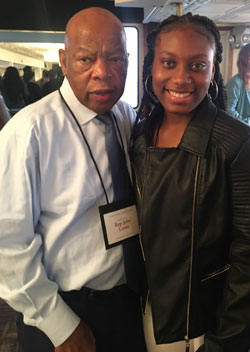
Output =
[{"x1": 130, "y1": 97, "x2": 250, "y2": 352}]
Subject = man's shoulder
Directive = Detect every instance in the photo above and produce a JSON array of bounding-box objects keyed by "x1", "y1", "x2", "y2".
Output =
[
  {"x1": 112, "y1": 100, "x2": 136, "y2": 122},
  {"x1": 0, "y1": 91, "x2": 62, "y2": 138}
]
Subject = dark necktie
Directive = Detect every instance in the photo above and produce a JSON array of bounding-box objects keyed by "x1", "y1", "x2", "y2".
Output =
[
  {"x1": 96, "y1": 112, "x2": 132, "y2": 201},
  {"x1": 96, "y1": 111, "x2": 145, "y2": 294}
]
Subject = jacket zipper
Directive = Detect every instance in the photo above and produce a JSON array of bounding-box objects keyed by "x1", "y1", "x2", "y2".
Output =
[
  {"x1": 201, "y1": 264, "x2": 231, "y2": 282},
  {"x1": 132, "y1": 161, "x2": 146, "y2": 261},
  {"x1": 185, "y1": 156, "x2": 201, "y2": 352},
  {"x1": 131, "y1": 157, "x2": 149, "y2": 312}
]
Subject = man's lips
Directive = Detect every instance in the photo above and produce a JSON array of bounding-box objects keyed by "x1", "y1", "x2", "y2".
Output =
[
  {"x1": 89, "y1": 89, "x2": 115, "y2": 103},
  {"x1": 90, "y1": 89, "x2": 113, "y2": 96}
]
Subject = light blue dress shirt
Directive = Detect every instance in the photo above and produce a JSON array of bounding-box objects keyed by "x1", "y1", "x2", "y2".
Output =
[
  {"x1": 0, "y1": 78, "x2": 136, "y2": 346},
  {"x1": 225, "y1": 73, "x2": 250, "y2": 125}
]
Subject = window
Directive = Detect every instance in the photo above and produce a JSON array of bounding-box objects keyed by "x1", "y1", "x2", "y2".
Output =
[
  {"x1": 0, "y1": 26, "x2": 140, "y2": 108},
  {"x1": 121, "y1": 26, "x2": 139, "y2": 109}
]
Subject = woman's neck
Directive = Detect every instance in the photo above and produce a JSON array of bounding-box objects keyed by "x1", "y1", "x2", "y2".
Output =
[{"x1": 153, "y1": 111, "x2": 193, "y2": 148}]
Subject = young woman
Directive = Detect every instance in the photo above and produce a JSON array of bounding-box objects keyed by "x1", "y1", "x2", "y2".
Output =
[
  {"x1": 226, "y1": 42, "x2": 250, "y2": 125},
  {"x1": 131, "y1": 13, "x2": 250, "y2": 352}
]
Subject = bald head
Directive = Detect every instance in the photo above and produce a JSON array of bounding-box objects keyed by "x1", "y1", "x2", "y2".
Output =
[
  {"x1": 59, "y1": 7, "x2": 128, "y2": 114},
  {"x1": 65, "y1": 7, "x2": 125, "y2": 50}
]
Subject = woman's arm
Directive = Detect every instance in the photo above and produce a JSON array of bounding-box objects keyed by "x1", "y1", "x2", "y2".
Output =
[{"x1": 204, "y1": 136, "x2": 250, "y2": 352}]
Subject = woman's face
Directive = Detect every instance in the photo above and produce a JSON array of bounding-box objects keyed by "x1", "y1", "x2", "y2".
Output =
[{"x1": 152, "y1": 25, "x2": 215, "y2": 119}]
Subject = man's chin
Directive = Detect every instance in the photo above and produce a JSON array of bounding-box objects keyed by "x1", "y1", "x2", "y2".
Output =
[{"x1": 90, "y1": 100, "x2": 120, "y2": 115}]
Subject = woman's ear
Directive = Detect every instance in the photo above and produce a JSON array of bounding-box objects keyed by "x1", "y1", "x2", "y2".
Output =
[{"x1": 211, "y1": 63, "x2": 215, "y2": 80}]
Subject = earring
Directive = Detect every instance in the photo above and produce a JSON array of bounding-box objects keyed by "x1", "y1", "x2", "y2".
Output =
[
  {"x1": 144, "y1": 74, "x2": 158, "y2": 103},
  {"x1": 208, "y1": 79, "x2": 218, "y2": 101}
]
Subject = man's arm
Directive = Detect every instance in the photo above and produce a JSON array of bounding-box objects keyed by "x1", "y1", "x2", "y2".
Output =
[
  {"x1": 225, "y1": 78, "x2": 242, "y2": 120},
  {"x1": 0, "y1": 118, "x2": 80, "y2": 347},
  {"x1": 55, "y1": 321, "x2": 96, "y2": 352}
]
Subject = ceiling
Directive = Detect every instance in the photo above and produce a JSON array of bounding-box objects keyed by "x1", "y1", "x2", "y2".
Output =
[
  {"x1": 115, "y1": 0, "x2": 250, "y2": 25},
  {"x1": 1, "y1": 0, "x2": 250, "y2": 30},
  {"x1": 1, "y1": 0, "x2": 250, "y2": 70}
]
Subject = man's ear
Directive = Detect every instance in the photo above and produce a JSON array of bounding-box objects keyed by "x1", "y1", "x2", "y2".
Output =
[{"x1": 59, "y1": 49, "x2": 67, "y2": 76}]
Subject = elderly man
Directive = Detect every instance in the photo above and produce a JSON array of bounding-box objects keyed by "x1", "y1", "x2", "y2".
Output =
[{"x1": 0, "y1": 7, "x2": 146, "y2": 352}]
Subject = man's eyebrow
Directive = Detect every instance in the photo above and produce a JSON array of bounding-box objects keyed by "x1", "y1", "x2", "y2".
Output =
[{"x1": 75, "y1": 47, "x2": 92, "y2": 53}]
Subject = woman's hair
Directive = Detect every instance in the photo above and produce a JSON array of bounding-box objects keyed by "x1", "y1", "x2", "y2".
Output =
[
  {"x1": 137, "y1": 12, "x2": 227, "y2": 124},
  {"x1": 3, "y1": 66, "x2": 25, "y2": 101},
  {"x1": 237, "y1": 43, "x2": 250, "y2": 86}
]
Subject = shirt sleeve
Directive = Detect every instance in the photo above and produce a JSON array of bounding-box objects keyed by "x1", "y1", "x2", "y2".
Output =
[
  {"x1": 0, "y1": 119, "x2": 80, "y2": 347},
  {"x1": 225, "y1": 77, "x2": 242, "y2": 120}
]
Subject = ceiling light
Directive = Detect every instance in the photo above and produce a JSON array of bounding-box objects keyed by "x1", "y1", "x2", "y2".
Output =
[
  {"x1": 228, "y1": 34, "x2": 235, "y2": 45},
  {"x1": 241, "y1": 25, "x2": 250, "y2": 45}
]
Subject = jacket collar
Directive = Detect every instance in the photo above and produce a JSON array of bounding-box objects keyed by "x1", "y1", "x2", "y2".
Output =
[
  {"x1": 138, "y1": 95, "x2": 218, "y2": 157},
  {"x1": 179, "y1": 96, "x2": 217, "y2": 157}
]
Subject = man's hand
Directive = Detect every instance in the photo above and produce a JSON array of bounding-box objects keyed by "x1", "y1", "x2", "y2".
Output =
[{"x1": 55, "y1": 320, "x2": 96, "y2": 352}]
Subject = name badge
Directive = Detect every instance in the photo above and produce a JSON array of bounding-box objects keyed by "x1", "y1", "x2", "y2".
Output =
[{"x1": 99, "y1": 200, "x2": 139, "y2": 249}]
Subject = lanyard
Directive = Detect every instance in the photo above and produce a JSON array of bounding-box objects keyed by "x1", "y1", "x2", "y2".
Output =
[{"x1": 58, "y1": 89, "x2": 126, "y2": 205}]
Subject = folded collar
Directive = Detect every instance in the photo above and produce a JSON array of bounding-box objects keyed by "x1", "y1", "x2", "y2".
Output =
[
  {"x1": 59, "y1": 77, "x2": 97, "y2": 126},
  {"x1": 180, "y1": 95, "x2": 217, "y2": 156}
]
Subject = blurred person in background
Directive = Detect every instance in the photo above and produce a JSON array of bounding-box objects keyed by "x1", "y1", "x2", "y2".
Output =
[
  {"x1": 23, "y1": 66, "x2": 43, "y2": 105},
  {"x1": 0, "y1": 66, "x2": 28, "y2": 116},
  {"x1": 226, "y1": 43, "x2": 250, "y2": 125},
  {"x1": 42, "y1": 68, "x2": 61, "y2": 96},
  {"x1": 0, "y1": 91, "x2": 11, "y2": 129},
  {"x1": 36, "y1": 69, "x2": 49, "y2": 90}
]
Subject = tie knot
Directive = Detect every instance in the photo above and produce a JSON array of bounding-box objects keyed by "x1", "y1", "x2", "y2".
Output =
[{"x1": 96, "y1": 111, "x2": 114, "y2": 126}]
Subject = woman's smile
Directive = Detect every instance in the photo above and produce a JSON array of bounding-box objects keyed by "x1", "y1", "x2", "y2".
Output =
[{"x1": 166, "y1": 89, "x2": 193, "y2": 98}]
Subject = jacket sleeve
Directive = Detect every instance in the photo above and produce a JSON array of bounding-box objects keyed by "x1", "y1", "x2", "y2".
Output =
[
  {"x1": 205, "y1": 135, "x2": 250, "y2": 352},
  {"x1": 225, "y1": 78, "x2": 242, "y2": 121}
]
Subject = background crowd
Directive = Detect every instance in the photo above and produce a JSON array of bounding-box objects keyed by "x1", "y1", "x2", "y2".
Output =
[{"x1": 0, "y1": 65, "x2": 63, "y2": 116}]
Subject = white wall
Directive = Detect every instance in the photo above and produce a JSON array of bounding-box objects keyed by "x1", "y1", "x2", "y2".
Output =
[{"x1": 219, "y1": 30, "x2": 230, "y2": 84}]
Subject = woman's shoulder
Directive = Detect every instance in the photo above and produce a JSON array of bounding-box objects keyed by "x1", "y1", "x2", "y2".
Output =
[
  {"x1": 216, "y1": 108, "x2": 249, "y2": 132},
  {"x1": 132, "y1": 118, "x2": 145, "y2": 139},
  {"x1": 213, "y1": 108, "x2": 250, "y2": 159}
]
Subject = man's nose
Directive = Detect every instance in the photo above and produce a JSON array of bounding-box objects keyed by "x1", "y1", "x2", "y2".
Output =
[{"x1": 92, "y1": 59, "x2": 112, "y2": 80}]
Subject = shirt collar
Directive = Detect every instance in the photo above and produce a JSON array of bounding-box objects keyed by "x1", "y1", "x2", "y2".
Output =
[{"x1": 59, "y1": 77, "x2": 97, "y2": 125}]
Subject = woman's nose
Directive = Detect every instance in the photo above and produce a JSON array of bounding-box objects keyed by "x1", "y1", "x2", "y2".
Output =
[{"x1": 173, "y1": 65, "x2": 191, "y2": 83}]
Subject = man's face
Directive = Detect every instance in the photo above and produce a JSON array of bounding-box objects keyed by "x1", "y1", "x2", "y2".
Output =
[{"x1": 59, "y1": 25, "x2": 128, "y2": 115}]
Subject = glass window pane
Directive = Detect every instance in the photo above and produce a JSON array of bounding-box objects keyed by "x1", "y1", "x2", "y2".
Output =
[{"x1": 121, "y1": 26, "x2": 139, "y2": 109}]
